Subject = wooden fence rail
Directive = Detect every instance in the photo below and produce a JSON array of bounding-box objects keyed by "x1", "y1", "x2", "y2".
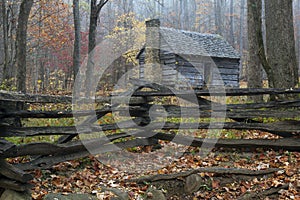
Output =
[{"x1": 0, "y1": 87, "x2": 300, "y2": 192}]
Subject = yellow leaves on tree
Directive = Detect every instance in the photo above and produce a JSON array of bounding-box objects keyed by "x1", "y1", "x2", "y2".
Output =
[{"x1": 106, "y1": 13, "x2": 146, "y2": 65}]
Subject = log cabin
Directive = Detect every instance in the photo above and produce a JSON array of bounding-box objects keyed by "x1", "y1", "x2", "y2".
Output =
[{"x1": 137, "y1": 19, "x2": 240, "y2": 89}]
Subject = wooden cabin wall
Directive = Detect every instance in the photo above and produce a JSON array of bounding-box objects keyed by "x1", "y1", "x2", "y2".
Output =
[
  {"x1": 174, "y1": 56, "x2": 240, "y2": 88},
  {"x1": 175, "y1": 55, "x2": 236, "y2": 88},
  {"x1": 138, "y1": 52, "x2": 240, "y2": 89},
  {"x1": 175, "y1": 55, "x2": 204, "y2": 89},
  {"x1": 160, "y1": 51, "x2": 177, "y2": 86},
  {"x1": 212, "y1": 57, "x2": 240, "y2": 87}
]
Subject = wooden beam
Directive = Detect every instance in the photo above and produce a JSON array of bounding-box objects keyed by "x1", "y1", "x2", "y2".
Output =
[
  {"x1": 1, "y1": 119, "x2": 298, "y2": 138},
  {"x1": 16, "y1": 138, "x2": 157, "y2": 170},
  {"x1": 0, "y1": 90, "x2": 148, "y2": 104},
  {"x1": 129, "y1": 167, "x2": 281, "y2": 183},
  {"x1": 153, "y1": 133, "x2": 300, "y2": 151},
  {"x1": 0, "y1": 159, "x2": 32, "y2": 183},
  {"x1": 131, "y1": 88, "x2": 300, "y2": 97},
  {"x1": 0, "y1": 177, "x2": 31, "y2": 192}
]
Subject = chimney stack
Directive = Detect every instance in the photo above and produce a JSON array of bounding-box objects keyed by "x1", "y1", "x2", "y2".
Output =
[{"x1": 145, "y1": 19, "x2": 161, "y2": 83}]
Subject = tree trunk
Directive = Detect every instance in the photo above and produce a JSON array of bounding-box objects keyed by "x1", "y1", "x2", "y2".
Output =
[
  {"x1": 85, "y1": 1, "x2": 98, "y2": 96},
  {"x1": 239, "y1": 0, "x2": 245, "y2": 54},
  {"x1": 179, "y1": 0, "x2": 183, "y2": 29},
  {"x1": 85, "y1": 0, "x2": 109, "y2": 96},
  {"x1": 190, "y1": 0, "x2": 196, "y2": 31},
  {"x1": 106, "y1": 1, "x2": 114, "y2": 33},
  {"x1": 73, "y1": 0, "x2": 81, "y2": 81},
  {"x1": 16, "y1": 0, "x2": 33, "y2": 93},
  {"x1": 1, "y1": 0, "x2": 9, "y2": 82},
  {"x1": 245, "y1": 0, "x2": 273, "y2": 90},
  {"x1": 297, "y1": 0, "x2": 300, "y2": 76},
  {"x1": 247, "y1": 0, "x2": 263, "y2": 102},
  {"x1": 183, "y1": 0, "x2": 189, "y2": 30},
  {"x1": 239, "y1": 0, "x2": 245, "y2": 80},
  {"x1": 214, "y1": 0, "x2": 224, "y2": 36},
  {"x1": 9, "y1": 3, "x2": 18, "y2": 80},
  {"x1": 265, "y1": 0, "x2": 299, "y2": 90},
  {"x1": 229, "y1": 0, "x2": 235, "y2": 46}
]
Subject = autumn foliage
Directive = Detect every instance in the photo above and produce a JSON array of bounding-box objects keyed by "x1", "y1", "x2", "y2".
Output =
[{"x1": 26, "y1": 0, "x2": 88, "y2": 91}]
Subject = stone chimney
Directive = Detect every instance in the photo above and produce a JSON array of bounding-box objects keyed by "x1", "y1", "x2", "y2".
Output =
[{"x1": 145, "y1": 19, "x2": 161, "y2": 83}]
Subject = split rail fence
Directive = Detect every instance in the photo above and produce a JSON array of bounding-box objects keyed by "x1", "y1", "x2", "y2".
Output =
[{"x1": 0, "y1": 86, "x2": 299, "y2": 192}]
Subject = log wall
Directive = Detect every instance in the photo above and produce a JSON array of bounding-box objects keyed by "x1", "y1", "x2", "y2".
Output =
[{"x1": 138, "y1": 50, "x2": 240, "y2": 89}]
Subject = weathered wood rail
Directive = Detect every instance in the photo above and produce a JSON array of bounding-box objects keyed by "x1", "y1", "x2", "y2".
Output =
[{"x1": 0, "y1": 87, "x2": 300, "y2": 192}]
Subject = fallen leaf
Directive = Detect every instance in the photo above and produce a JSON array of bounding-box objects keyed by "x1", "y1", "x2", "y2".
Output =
[
  {"x1": 241, "y1": 186, "x2": 247, "y2": 194},
  {"x1": 212, "y1": 179, "x2": 220, "y2": 189}
]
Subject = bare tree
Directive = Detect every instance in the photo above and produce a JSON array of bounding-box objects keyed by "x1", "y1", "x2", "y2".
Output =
[
  {"x1": 1, "y1": 0, "x2": 18, "y2": 84},
  {"x1": 229, "y1": 0, "x2": 234, "y2": 45},
  {"x1": 1, "y1": 0, "x2": 9, "y2": 81},
  {"x1": 247, "y1": 0, "x2": 263, "y2": 101},
  {"x1": 295, "y1": 0, "x2": 300, "y2": 73},
  {"x1": 183, "y1": 0, "x2": 190, "y2": 30},
  {"x1": 88, "y1": 0, "x2": 109, "y2": 56},
  {"x1": 85, "y1": 0, "x2": 109, "y2": 94},
  {"x1": 73, "y1": 0, "x2": 81, "y2": 80},
  {"x1": 239, "y1": 0, "x2": 245, "y2": 53},
  {"x1": 189, "y1": 0, "x2": 196, "y2": 31},
  {"x1": 214, "y1": 0, "x2": 225, "y2": 36},
  {"x1": 16, "y1": 0, "x2": 34, "y2": 93},
  {"x1": 265, "y1": 0, "x2": 298, "y2": 89}
]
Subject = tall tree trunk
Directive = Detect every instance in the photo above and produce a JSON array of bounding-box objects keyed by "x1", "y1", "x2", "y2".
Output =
[
  {"x1": 73, "y1": 0, "x2": 81, "y2": 81},
  {"x1": 239, "y1": 0, "x2": 245, "y2": 79},
  {"x1": 106, "y1": 1, "x2": 114, "y2": 33},
  {"x1": 239, "y1": 0, "x2": 245, "y2": 53},
  {"x1": 179, "y1": 0, "x2": 183, "y2": 29},
  {"x1": 173, "y1": 0, "x2": 180, "y2": 28},
  {"x1": 9, "y1": 4, "x2": 18, "y2": 80},
  {"x1": 183, "y1": 0, "x2": 189, "y2": 30},
  {"x1": 296, "y1": 0, "x2": 300, "y2": 76},
  {"x1": 16, "y1": 0, "x2": 33, "y2": 93},
  {"x1": 1, "y1": 0, "x2": 9, "y2": 82},
  {"x1": 85, "y1": 0, "x2": 108, "y2": 95},
  {"x1": 229, "y1": 0, "x2": 235, "y2": 45},
  {"x1": 265, "y1": 0, "x2": 298, "y2": 89},
  {"x1": 247, "y1": 0, "x2": 263, "y2": 102},
  {"x1": 246, "y1": 0, "x2": 273, "y2": 89},
  {"x1": 190, "y1": 0, "x2": 196, "y2": 31},
  {"x1": 214, "y1": 0, "x2": 224, "y2": 35}
]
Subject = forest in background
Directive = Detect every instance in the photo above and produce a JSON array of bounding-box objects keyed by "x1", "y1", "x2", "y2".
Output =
[
  {"x1": 0, "y1": 1, "x2": 299, "y2": 199},
  {"x1": 0, "y1": 0, "x2": 299, "y2": 93}
]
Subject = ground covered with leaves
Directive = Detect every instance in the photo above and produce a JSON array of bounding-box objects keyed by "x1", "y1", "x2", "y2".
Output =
[
  {"x1": 5, "y1": 98, "x2": 300, "y2": 200},
  {"x1": 23, "y1": 132, "x2": 300, "y2": 200}
]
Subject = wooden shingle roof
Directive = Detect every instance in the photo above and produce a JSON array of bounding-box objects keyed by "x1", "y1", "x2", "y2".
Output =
[{"x1": 159, "y1": 27, "x2": 240, "y2": 59}]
